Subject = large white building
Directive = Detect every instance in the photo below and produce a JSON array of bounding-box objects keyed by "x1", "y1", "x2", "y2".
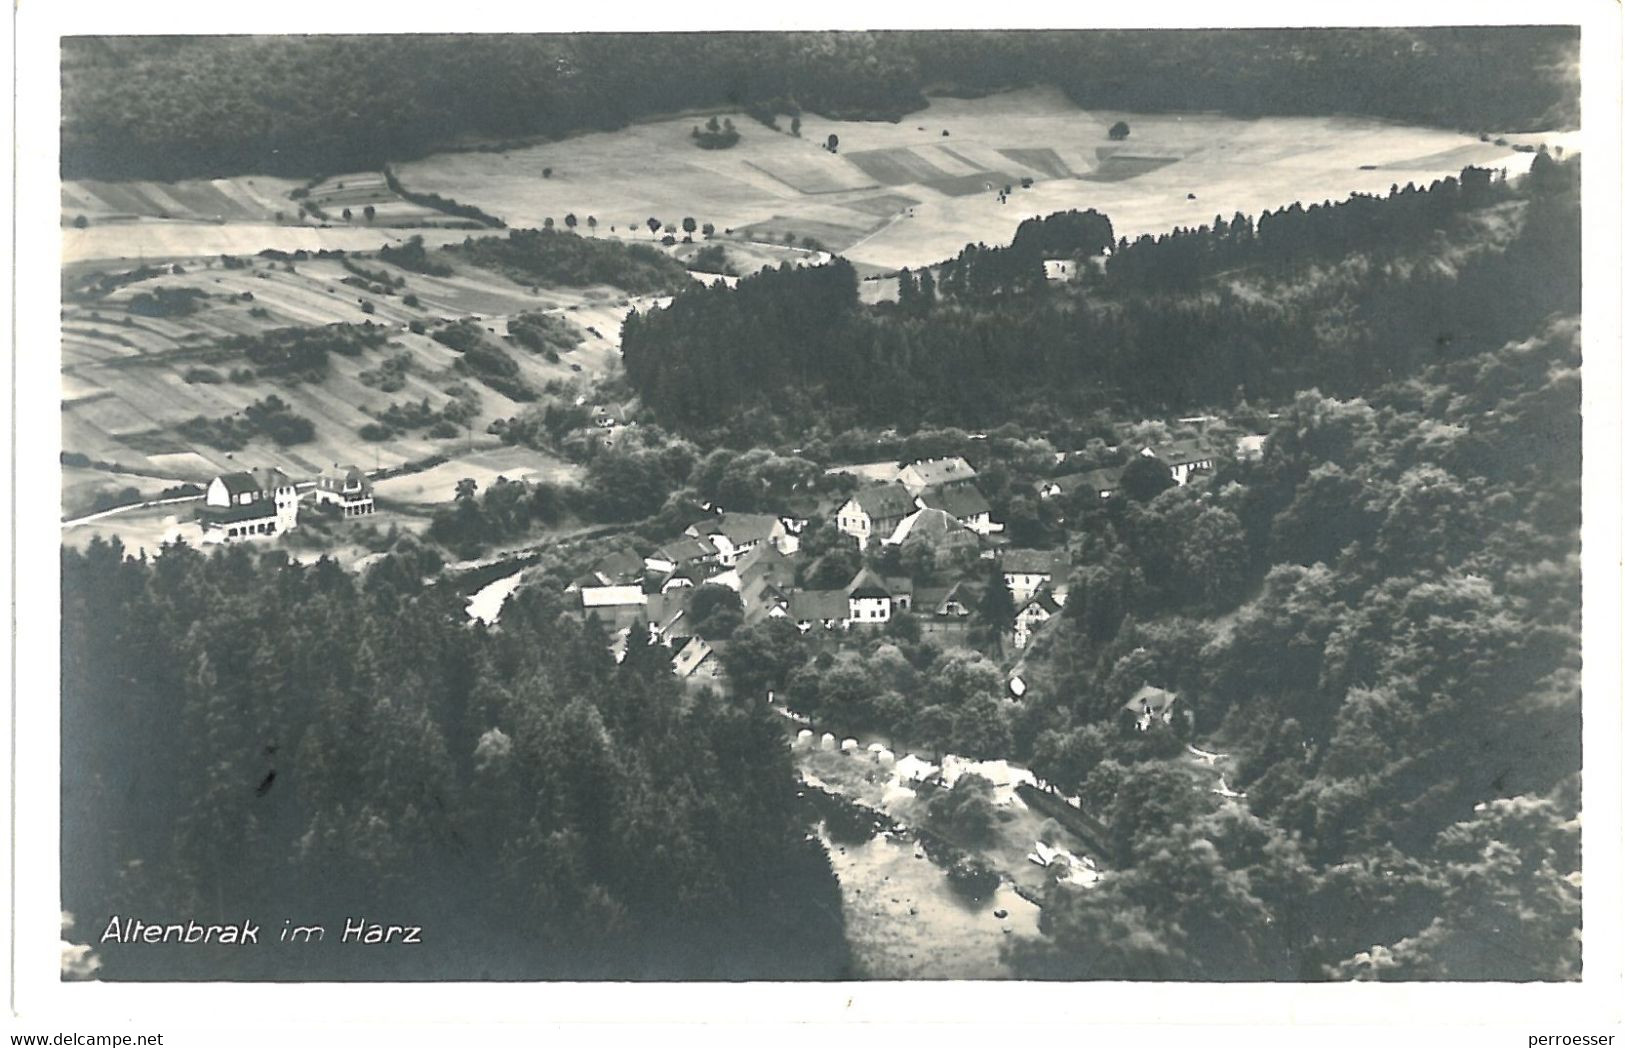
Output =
[{"x1": 199, "y1": 467, "x2": 299, "y2": 542}]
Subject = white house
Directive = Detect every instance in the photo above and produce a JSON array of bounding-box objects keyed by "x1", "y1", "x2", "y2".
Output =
[
  {"x1": 1001, "y1": 548, "x2": 1070, "y2": 605},
  {"x1": 835, "y1": 483, "x2": 917, "y2": 550},
  {"x1": 1013, "y1": 588, "x2": 1063, "y2": 649},
  {"x1": 200, "y1": 467, "x2": 298, "y2": 543},
  {"x1": 313, "y1": 464, "x2": 375, "y2": 517},
  {"x1": 685, "y1": 512, "x2": 793, "y2": 565},
  {"x1": 845, "y1": 568, "x2": 895, "y2": 626},
  {"x1": 1141, "y1": 440, "x2": 1218, "y2": 486}
]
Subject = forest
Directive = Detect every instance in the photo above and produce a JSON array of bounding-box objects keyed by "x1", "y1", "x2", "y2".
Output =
[
  {"x1": 623, "y1": 155, "x2": 1579, "y2": 443},
  {"x1": 61, "y1": 537, "x2": 850, "y2": 980},
  {"x1": 60, "y1": 29, "x2": 1577, "y2": 180}
]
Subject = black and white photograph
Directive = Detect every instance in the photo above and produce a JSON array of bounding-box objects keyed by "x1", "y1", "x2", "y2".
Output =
[{"x1": 8, "y1": 1, "x2": 1625, "y2": 1042}]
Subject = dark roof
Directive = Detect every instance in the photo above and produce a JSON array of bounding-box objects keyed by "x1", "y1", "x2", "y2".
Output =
[
  {"x1": 653, "y1": 535, "x2": 718, "y2": 564},
  {"x1": 592, "y1": 548, "x2": 646, "y2": 583},
  {"x1": 850, "y1": 483, "x2": 917, "y2": 521},
  {"x1": 737, "y1": 544, "x2": 796, "y2": 586},
  {"x1": 1002, "y1": 548, "x2": 1068, "y2": 575},
  {"x1": 251, "y1": 466, "x2": 293, "y2": 491},
  {"x1": 215, "y1": 471, "x2": 260, "y2": 497},
  {"x1": 200, "y1": 501, "x2": 278, "y2": 525},
  {"x1": 1041, "y1": 466, "x2": 1123, "y2": 496},
  {"x1": 845, "y1": 567, "x2": 893, "y2": 600},
  {"x1": 914, "y1": 585, "x2": 952, "y2": 610},
  {"x1": 1125, "y1": 685, "x2": 1178, "y2": 714},
  {"x1": 646, "y1": 589, "x2": 694, "y2": 629},
  {"x1": 690, "y1": 512, "x2": 781, "y2": 546},
  {"x1": 1145, "y1": 439, "x2": 1216, "y2": 466},
  {"x1": 884, "y1": 576, "x2": 914, "y2": 598},
  {"x1": 320, "y1": 464, "x2": 368, "y2": 484},
  {"x1": 1023, "y1": 588, "x2": 1063, "y2": 615},
  {"x1": 919, "y1": 484, "x2": 991, "y2": 519},
  {"x1": 789, "y1": 590, "x2": 850, "y2": 622}
]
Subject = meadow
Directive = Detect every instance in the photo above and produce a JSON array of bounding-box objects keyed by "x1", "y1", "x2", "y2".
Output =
[
  {"x1": 58, "y1": 86, "x2": 1571, "y2": 528},
  {"x1": 60, "y1": 251, "x2": 635, "y2": 500}
]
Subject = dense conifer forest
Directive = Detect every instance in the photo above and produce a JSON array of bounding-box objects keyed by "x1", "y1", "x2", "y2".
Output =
[{"x1": 61, "y1": 542, "x2": 850, "y2": 979}]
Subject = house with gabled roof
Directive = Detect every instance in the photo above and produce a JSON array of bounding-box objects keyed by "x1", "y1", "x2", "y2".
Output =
[
  {"x1": 737, "y1": 545, "x2": 798, "y2": 622},
  {"x1": 314, "y1": 464, "x2": 375, "y2": 517},
  {"x1": 645, "y1": 535, "x2": 722, "y2": 577},
  {"x1": 1038, "y1": 465, "x2": 1124, "y2": 502},
  {"x1": 898, "y1": 456, "x2": 978, "y2": 496},
  {"x1": 788, "y1": 589, "x2": 851, "y2": 632},
  {"x1": 835, "y1": 482, "x2": 917, "y2": 550},
  {"x1": 845, "y1": 567, "x2": 895, "y2": 625},
  {"x1": 883, "y1": 506, "x2": 980, "y2": 551},
  {"x1": 645, "y1": 588, "x2": 695, "y2": 647},
  {"x1": 200, "y1": 467, "x2": 299, "y2": 543},
  {"x1": 1125, "y1": 685, "x2": 1178, "y2": 732},
  {"x1": 1013, "y1": 587, "x2": 1063, "y2": 649},
  {"x1": 1001, "y1": 548, "x2": 1071, "y2": 605},
  {"x1": 1141, "y1": 440, "x2": 1218, "y2": 486},
  {"x1": 918, "y1": 483, "x2": 1001, "y2": 536},
  {"x1": 673, "y1": 636, "x2": 729, "y2": 682},
  {"x1": 685, "y1": 512, "x2": 791, "y2": 565}
]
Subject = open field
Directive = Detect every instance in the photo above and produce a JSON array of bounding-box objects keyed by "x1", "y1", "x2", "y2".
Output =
[
  {"x1": 371, "y1": 445, "x2": 583, "y2": 508},
  {"x1": 60, "y1": 251, "x2": 631, "y2": 517},
  {"x1": 62, "y1": 223, "x2": 496, "y2": 265},
  {"x1": 63, "y1": 176, "x2": 309, "y2": 225},
  {"x1": 303, "y1": 172, "x2": 476, "y2": 228},
  {"x1": 390, "y1": 87, "x2": 1566, "y2": 274}
]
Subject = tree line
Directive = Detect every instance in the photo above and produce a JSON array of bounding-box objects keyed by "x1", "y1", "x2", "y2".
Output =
[
  {"x1": 622, "y1": 156, "x2": 1579, "y2": 441},
  {"x1": 61, "y1": 30, "x2": 1576, "y2": 181}
]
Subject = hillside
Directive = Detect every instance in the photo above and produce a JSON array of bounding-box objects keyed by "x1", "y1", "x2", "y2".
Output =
[{"x1": 61, "y1": 30, "x2": 1577, "y2": 182}]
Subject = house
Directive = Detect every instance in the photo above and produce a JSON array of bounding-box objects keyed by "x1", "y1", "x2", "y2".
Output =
[
  {"x1": 1001, "y1": 548, "x2": 1070, "y2": 605},
  {"x1": 845, "y1": 568, "x2": 895, "y2": 625},
  {"x1": 918, "y1": 484, "x2": 1001, "y2": 535},
  {"x1": 1235, "y1": 433, "x2": 1269, "y2": 462},
  {"x1": 686, "y1": 512, "x2": 792, "y2": 565},
  {"x1": 673, "y1": 636, "x2": 728, "y2": 682},
  {"x1": 314, "y1": 464, "x2": 375, "y2": 517},
  {"x1": 1037, "y1": 465, "x2": 1124, "y2": 502},
  {"x1": 645, "y1": 589, "x2": 695, "y2": 646},
  {"x1": 645, "y1": 535, "x2": 722, "y2": 577},
  {"x1": 580, "y1": 585, "x2": 647, "y2": 611},
  {"x1": 835, "y1": 483, "x2": 917, "y2": 550},
  {"x1": 1141, "y1": 440, "x2": 1218, "y2": 486},
  {"x1": 788, "y1": 590, "x2": 850, "y2": 632},
  {"x1": 199, "y1": 467, "x2": 299, "y2": 543},
  {"x1": 1014, "y1": 588, "x2": 1063, "y2": 649},
  {"x1": 591, "y1": 548, "x2": 646, "y2": 585},
  {"x1": 566, "y1": 548, "x2": 648, "y2": 594},
  {"x1": 917, "y1": 580, "x2": 977, "y2": 619},
  {"x1": 577, "y1": 583, "x2": 649, "y2": 632},
  {"x1": 897, "y1": 456, "x2": 978, "y2": 496},
  {"x1": 1125, "y1": 685, "x2": 1178, "y2": 732},
  {"x1": 591, "y1": 403, "x2": 628, "y2": 429},
  {"x1": 883, "y1": 506, "x2": 982, "y2": 551},
  {"x1": 737, "y1": 545, "x2": 797, "y2": 622}
]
